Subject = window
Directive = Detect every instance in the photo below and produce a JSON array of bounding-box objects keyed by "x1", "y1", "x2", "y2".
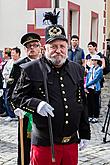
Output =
[
  {"x1": 68, "y1": 2, "x2": 80, "y2": 43},
  {"x1": 91, "y1": 11, "x2": 98, "y2": 42}
]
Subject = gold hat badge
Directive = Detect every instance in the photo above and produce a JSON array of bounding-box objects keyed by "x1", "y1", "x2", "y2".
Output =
[
  {"x1": 27, "y1": 36, "x2": 34, "y2": 41},
  {"x1": 48, "y1": 26, "x2": 62, "y2": 37}
]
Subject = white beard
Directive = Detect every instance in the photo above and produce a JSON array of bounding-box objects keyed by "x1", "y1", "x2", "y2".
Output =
[
  {"x1": 50, "y1": 57, "x2": 66, "y2": 66},
  {"x1": 45, "y1": 52, "x2": 67, "y2": 67}
]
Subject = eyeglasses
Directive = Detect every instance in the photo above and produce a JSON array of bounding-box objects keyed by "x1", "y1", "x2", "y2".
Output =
[{"x1": 26, "y1": 43, "x2": 41, "y2": 49}]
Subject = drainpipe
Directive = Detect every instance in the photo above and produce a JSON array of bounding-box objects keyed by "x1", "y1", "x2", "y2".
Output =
[{"x1": 55, "y1": 0, "x2": 59, "y2": 8}]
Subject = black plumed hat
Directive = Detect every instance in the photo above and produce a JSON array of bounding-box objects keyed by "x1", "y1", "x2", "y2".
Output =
[{"x1": 43, "y1": 9, "x2": 68, "y2": 43}]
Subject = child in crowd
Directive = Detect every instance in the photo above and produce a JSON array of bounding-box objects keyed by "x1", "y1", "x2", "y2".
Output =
[{"x1": 85, "y1": 55, "x2": 103, "y2": 123}]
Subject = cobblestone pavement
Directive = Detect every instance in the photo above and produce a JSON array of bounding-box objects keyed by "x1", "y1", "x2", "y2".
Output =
[
  {"x1": 0, "y1": 74, "x2": 110, "y2": 165},
  {"x1": 79, "y1": 74, "x2": 110, "y2": 165},
  {"x1": 0, "y1": 119, "x2": 18, "y2": 165}
]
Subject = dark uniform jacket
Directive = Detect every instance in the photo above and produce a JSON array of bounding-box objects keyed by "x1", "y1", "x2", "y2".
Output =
[
  {"x1": 7, "y1": 57, "x2": 30, "y2": 99},
  {"x1": 12, "y1": 57, "x2": 90, "y2": 146},
  {"x1": 7, "y1": 57, "x2": 31, "y2": 165}
]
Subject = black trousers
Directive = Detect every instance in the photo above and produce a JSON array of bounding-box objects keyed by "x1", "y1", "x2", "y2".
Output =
[
  {"x1": 87, "y1": 88, "x2": 101, "y2": 118},
  {"x1": 0, "y1": 96, "x2": 3, "y2": 114},
  {"x1": 18, "y1": 116, "x2": 31, "y2": 165}
]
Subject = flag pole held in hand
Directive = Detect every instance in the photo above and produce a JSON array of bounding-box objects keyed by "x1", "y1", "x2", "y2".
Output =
[{"x1": 19, "y1": 117, "x2": 24, "y2": 165}]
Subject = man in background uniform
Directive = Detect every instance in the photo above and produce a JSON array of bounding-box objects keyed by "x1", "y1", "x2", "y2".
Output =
[{"x1": 9, "y1": 32, "x2": 41, "y2": 165}]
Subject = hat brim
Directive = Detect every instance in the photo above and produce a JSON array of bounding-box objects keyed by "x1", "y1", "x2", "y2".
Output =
[
  {"x1": 46, "y1": 36, "x2": 68, "y2": 44},
  {"x1": 91, "y1": 58, "x2": 102, "y2": 61},
  {"x1": 106, "y1": 39, "x2": 110, "y2": 41},
  {"x1": 23, "y1": 39, "x2": 40, "y2": 46}
]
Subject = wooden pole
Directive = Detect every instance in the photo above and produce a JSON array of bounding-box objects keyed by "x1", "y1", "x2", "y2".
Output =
[{"x1": 19, "y1": 118, "x2": 24, "y2": 165}]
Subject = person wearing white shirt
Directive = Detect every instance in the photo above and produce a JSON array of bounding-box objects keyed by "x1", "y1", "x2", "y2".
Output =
[{"x1": 2, "y1": 47, "x2": 21, "y2": 121}]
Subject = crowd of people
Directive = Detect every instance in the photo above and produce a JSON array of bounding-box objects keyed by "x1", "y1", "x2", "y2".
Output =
[
  {"x1": 0, "y1": 22, "x2": 107, "y2": 165},
  {"x1": 0, "y1": 47, "x2": 21, "y2": 120}
]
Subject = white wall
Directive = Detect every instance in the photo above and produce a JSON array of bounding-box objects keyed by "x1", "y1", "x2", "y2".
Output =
[
  {"x1": 0, "y1": 0, "x2": 33, "y2": 56},
  {"x1": 70, "y1": 0, "x2": 104, "y2": 54},
  {"x1": 0, "y1": 0, "x2": 104, "y2": 56},
  {"x1": 60, "y1": 0, "x2": 104, "y2": 54}
]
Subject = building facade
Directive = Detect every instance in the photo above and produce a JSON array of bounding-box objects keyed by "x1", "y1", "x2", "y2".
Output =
[
  {"x1": 106, "y1": 0, "x2": 110, "y2": 39},
  {"x1": 0, "y1": 0, "x2": 106, "y2": 56}
]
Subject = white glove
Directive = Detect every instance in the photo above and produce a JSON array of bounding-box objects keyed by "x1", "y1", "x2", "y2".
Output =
[
  {"x1": 79, "y1": 139, "x2": 89, "y2": 151},
  {"x1": 4, "y1": 74, "x2": 9, "y2": 81},
  {"x1": 0, "y1": 89, "x2": 3, "y2": 97},
  {"x1": 14, "y1": 108, "x2": 25, "y2": 119},
  {"x1": 37, "y1": 101, "x2": 54, "y2": 117}
]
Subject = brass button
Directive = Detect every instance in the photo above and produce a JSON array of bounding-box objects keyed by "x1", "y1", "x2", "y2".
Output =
[
  {"x1": 64, "y1": 98, "x2": 67, "y2": 101},
  {"x1": 60, "y1": 77, "x2": 63, "y2": 80},
  {"x1": 61, "y1": 84, "x2": 64, "y2": 87},
  {"x1": 66, "y1": 113, "x2": 69, "y2": 116},
  {"x1": 65, "y1": 105, "x2": 68, "y2": 109},
  {"x1": 65, "y1": 121, "x2": 69, "y2": 124},
  {"x1": 62, "y1": 91, "x2": 65, "y2": 94}
]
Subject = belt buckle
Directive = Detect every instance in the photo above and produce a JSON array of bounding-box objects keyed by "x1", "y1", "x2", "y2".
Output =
[{"x1": 62, "y1": 136, "x2": 71, "y2": 143}]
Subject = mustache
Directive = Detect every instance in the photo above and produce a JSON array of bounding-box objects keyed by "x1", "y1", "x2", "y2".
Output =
[{"x1": 51, "y1": 53, "x2": 66, "y2": 57}]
